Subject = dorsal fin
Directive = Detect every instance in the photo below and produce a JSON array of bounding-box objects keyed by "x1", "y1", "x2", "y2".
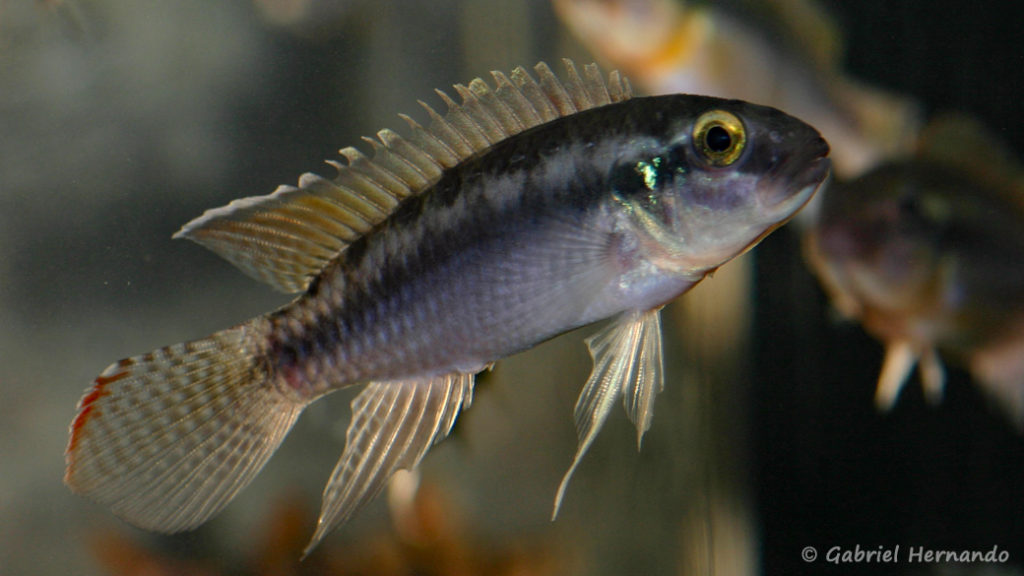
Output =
[
  {"x1": 916, "y1": 114, "x2": 1023, "y2": 182},
  {"x1": 175, "y1": 60, "x2": 634, "y2": 293}
]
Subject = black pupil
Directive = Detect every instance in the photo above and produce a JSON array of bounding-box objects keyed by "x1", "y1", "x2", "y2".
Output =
[
  {"x1": 897, "y1": 192, "x2": 922, "y2": 219},
  {"x1": 705, "y1": 125, "x2": 732, "y2": 152}
]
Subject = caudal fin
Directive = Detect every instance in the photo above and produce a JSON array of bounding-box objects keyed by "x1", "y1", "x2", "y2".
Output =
[{"x1": 64, "y1": 322, "x2": 305, "y2": 533}]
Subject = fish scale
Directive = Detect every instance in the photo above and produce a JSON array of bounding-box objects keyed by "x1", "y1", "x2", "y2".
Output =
[
  {"x1": 65, "y1": 59, "x2": 829, "y2": 556},
  {"x1": 281, "y1": 160, "x2": 596, "y2": 385}
]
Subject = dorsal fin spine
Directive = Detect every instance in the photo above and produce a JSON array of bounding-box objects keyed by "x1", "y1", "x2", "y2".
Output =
[
  {"x1": 488, "y1": 71, "x2": 541, "y2": 129},
  {"x1": 330, "y1": 162, "x2": 399, "y2": 217},
  {"x1": 469, "y1": 78, "x2": 523, "y2": 135},
  {"x1": 341, "y1": 148, "x2": 412, "y2": 200},
  {"x1": 607, "y1": 70, "x2": 628, "y2": 102},
  {"x1": 534, "y1": 62, "x2": 577, "y2": 117},
  {"x1": 419, "y1": 100, "x2": 475, "y2": 159},
  {"x1": 510, "y1": 66, "x2": 560, "y2": 123},
  {"x1": 454, "y1": 84, "x2": 506, "y2": 144},
  {"x1": 398, "y1": 113, "x2": 460, "y2": 170},
  {"x1": 361, "y1": 135, "x2": 430, "y2": 191},
  {"x1": 582, "y1": 62, "x2": 612, "y2": 106},
  {"x1": 377, "y1": 129, "x2": 439, "y2": 184},
  {"x1": 560, "y1": 59, "x2": 594, "y2": 110},
  {"x1": 322, "y1": 160, "x2": 395, "y2": 219},
  {"x1": 436, "y1": 89, "x2": 492, "y2": 151}
]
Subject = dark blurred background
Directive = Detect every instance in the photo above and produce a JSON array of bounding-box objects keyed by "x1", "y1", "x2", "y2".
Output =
[{"x1": 756, "y1": 2, "x2": 1024, "y2": 574}]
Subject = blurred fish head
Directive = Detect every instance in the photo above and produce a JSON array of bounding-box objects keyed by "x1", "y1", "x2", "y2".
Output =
[
  {"x1": 809, "y1": 164, "x2": 950, "y2": 316},
  {"x1": 610, "y1": 97, "x2": 831, "y2": 275}
]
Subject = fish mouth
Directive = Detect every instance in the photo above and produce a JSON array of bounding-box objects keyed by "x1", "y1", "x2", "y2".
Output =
[
  {"x1": 770, "y1": 153, "x2": 831, "y2": 220},
  {"x1": 779, "y1": 134, "x2": 831, "y2": 192},
  {"x1": 797, "y1": 137, "x2": 832, "y2": 186},
  {"x1": 764, "y1": 148, "x2": 832, "y2": 219}
]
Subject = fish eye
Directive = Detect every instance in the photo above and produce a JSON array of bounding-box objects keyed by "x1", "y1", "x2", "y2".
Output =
[
  {"x1": 897, "y1": 193, "x2": 922, "y2": 219},
  {"x1": 693, "y1": 110, "x2": 747, "y2": 167}
]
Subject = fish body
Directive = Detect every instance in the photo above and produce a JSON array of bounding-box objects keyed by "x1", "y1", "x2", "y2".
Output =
[
  {"x1": 65, "y1": 61, "x2": 829, "y2": 554},
  {"x1": 262, "y1": 97, "x2": 822, "y2": 389},
  {"x1": 553, "y1": 0, "x2": 919, "y2": 180},
  {"x1": 806, "y1": 116, "x2": 1024, "y2": 424}
]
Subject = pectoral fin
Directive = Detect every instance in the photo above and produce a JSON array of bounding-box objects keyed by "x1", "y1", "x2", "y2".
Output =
[
  {"x1": 552, "y1": 309, "x2": 664, "y2": 518},
  {"x1": 304, "y1": 372, "x2": 474, "y2": 556}
]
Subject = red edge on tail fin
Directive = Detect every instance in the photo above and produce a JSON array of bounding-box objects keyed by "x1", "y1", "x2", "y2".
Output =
[{"x1": 65, "y1": 364, "x2": 132, "y2": 483}]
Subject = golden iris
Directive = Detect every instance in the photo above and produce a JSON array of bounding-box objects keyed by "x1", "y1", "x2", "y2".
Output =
[{"x1": 693, "y1": 110, "x2": 746, "y2": 167}]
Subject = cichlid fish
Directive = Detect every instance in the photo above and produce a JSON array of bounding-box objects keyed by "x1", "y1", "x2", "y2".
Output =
[
  {"x1": 65, "y1": 60, "x2": 830, "y2": 554},
  {"x1": 805, "y1": 116, "x2": 1024, "y2": 426}
]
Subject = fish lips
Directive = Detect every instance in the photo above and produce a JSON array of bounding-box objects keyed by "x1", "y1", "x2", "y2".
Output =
[{"x1": 762, "y1": 135, "x2": 832, "y2": 217}]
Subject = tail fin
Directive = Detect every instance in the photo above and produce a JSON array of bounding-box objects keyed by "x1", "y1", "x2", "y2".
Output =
[{"x1": 64, "y1": 322, "x2": 305, "y2": 533}]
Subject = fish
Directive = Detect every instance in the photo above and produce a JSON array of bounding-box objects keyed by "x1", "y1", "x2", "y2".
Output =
[
  {"x1": 553, "y1": 0, "x2": 919, "y2": 180},
  {"x1": 64, "y1": 59, "x2": 830, "y2": 555},
  {"x1": 805, "y1": 115, "x2": 1024, "y2": 427}
]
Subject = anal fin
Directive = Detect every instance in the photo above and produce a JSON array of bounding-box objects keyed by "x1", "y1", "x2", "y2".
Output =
[
  {"x1": 304, "y1": 372, "x2": 475, "y2": 556},
  {"x1": 875, "y1": 340, "x2": 919, "y2": 410},
  {"x1": 875, "y1": 340, "x2": 946, "y2": 410},
  {"x1": 552, "y1": 308, "x2": 664, "y2": 518}
]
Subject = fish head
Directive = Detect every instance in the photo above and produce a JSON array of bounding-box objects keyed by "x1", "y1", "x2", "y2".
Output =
[
  {"x1": 808, "y1": 163, "x2": 952, "y2": 319},
  {"x1": 609, "y1": 96, "x2": 831, "y2": 276}
]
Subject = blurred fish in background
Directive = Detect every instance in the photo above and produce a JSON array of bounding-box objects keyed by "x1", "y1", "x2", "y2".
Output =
[
  {"x1": 806, "y1": 115, "x2": 1024, "y2": 427},
  {"x1": 552, "y1": 0, "x2": 921, "y2": 180}
]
